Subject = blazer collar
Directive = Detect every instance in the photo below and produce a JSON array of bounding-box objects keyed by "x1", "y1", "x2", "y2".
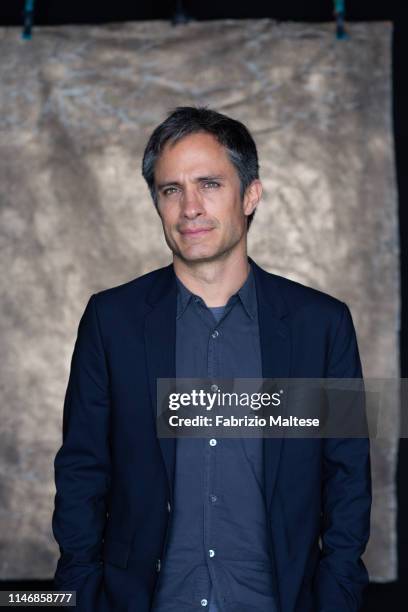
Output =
[
  {"x1": 174, "y1": 260, "x2": 258, "y2": 321},
  {"x1": 145, "y1": 255, "x2": 289, "y2": 320}
]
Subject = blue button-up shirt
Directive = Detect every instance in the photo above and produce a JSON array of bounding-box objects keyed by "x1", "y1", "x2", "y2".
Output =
[{"x1": 151, "y1": 263, "x2": 278, "y2": 612}]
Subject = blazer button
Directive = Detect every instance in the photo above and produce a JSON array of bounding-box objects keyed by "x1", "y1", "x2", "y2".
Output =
[{"x1": 156, "y1": 558, "x2": 161, "y2": 572}]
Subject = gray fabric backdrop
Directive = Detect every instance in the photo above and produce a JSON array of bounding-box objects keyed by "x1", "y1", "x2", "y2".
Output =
[{"x1": 0, "y1": 20, "x2": 398, "y2": 581}]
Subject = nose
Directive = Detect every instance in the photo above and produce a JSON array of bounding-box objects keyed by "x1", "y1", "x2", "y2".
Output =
[{"x1": 180, "y1": 185, "x2": 204, "y2": 219}]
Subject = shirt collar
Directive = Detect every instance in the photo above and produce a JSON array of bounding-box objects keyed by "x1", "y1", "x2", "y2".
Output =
[
  {"x1": 175, "y1": 262, "x2": 257, "y2": 321},
  {"x1": 237, "y1": 263, "x2": 257, "y2": 320},
  {"x1": 176, "y1": 276, "x2": 194, "y2": 320}
]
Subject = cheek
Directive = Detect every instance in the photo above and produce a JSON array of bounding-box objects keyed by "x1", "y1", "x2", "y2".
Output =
[
  {"x1": 159, "y1": 207, "x2": 178, "y2": 228},
  {"x1": 218, "y1": 201, "x2": 245, "y2": 229},
  {"x1": 205, "y1": 191, "x2": 238, "y2": 218}
]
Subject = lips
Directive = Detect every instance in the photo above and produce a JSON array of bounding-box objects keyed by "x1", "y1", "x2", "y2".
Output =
[{"x1": 180, "y1": 227, "x2": 213, "y2": 235}]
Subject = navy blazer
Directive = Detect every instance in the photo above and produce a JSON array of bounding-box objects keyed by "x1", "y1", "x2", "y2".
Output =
[{"x1": 52, "y1": 256, "x2": 371, "y2": 612}]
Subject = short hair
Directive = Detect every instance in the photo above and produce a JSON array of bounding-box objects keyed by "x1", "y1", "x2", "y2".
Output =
[{"x1": 141, "y1": 106, "x2": 260, "y2": 231}]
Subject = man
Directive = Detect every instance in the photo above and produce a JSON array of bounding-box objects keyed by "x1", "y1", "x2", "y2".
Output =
[{"x1": 52, "y1": 107, "x2": 371, "y2": 612}]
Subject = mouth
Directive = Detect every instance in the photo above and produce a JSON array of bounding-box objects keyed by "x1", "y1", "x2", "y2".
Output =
[{"x1": 179, "y1": 228, "x2": 214, "y2": 237}]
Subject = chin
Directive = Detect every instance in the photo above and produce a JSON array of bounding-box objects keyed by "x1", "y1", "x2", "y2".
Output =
[
  {"x1": 170, "y1": 240, "x2": 215, "y2": 261},
  {"x1": 177, "y1": 248, "x2": 232, "y2": 265},
  {"x1": 179, "y1": 252, "x2": 215, "y2": 263}
]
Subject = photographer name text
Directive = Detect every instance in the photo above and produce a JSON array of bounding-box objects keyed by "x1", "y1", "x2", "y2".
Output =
[{"x1": 167, "y1": 415, "x2": 320, "y2": 428}]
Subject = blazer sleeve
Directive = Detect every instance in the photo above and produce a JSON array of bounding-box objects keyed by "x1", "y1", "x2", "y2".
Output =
[
  {"x1": 52, "y1": 293, "x2": 111, "y2": 602},
  {"x1": 315, "y1": 302, "x2": 372, "y2": 612}
]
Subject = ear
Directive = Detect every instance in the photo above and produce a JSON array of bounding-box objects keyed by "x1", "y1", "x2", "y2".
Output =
[{"x1": 243, "y1": 179, "x2": 263, "y2": 217}]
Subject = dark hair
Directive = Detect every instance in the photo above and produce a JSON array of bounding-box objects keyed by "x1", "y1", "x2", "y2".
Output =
[{"x1": 141, "y1": 106, "x2": 260, "y2": 230}]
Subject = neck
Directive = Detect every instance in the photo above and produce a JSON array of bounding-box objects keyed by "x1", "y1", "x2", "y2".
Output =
[{"x1": 173, "y1": 248, "x2": 251, "y2": 307}]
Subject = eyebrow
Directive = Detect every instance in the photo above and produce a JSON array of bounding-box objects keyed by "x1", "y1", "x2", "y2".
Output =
[{"x1": 157, "y1": 175, "x2": 225, "y2": 190}]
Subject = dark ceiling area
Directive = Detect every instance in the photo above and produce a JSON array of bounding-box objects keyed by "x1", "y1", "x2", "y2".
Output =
[{"x1": 0, "y1": 0, "x2": 400, "y2": 26}]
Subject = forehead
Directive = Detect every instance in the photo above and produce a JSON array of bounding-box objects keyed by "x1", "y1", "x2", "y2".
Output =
[{"x1": 154, "y1": 132, "x2": 236, "y2": 178}]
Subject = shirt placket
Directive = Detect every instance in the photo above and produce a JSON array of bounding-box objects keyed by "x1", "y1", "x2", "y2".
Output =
[
  {"x1": 206, "y1": 309, "x2": 221, "y2": 610},
  {"x1": 194, "y1": 297, "x2": 237, "y2": 611}
]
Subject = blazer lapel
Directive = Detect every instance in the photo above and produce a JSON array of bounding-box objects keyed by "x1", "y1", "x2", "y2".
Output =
[
  {"x1": 144, "y1": 263, "x2": 177, "y2": 500},
  {"x1": 249, "y1": 257, "x2": 291, "y2": 511}
]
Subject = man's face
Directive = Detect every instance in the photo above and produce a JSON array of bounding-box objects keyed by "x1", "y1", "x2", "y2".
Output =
[{"x1": 154, "y1": 132, "x2": 259, "y2": 264}]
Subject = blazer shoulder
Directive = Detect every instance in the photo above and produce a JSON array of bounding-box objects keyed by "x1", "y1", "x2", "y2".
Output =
[
  {"x1": 92, "y1": 263, "x2": 172, "y2": 309},
  {"x1": 88, "y1": 264, "x2": 172, "y2": 323},
  {"x1": 267, "y1": 271, "x2": 347, "y2": 321}
]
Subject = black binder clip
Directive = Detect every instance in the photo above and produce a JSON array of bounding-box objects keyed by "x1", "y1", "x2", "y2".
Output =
[
  {"x1": 172, "y1": 0, "x2": 193, "y2": 26},
  {"x1": 333, "y1": 0, "x2": 348, "y2": 40},
  {"x1": 22, "y1": 0, "x2": 35, "y2": 40}
]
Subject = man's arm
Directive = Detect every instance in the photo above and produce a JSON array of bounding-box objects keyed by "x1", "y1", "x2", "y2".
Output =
[
  {"x1": 315, "y1": 302, "x2": 372, "y2": 611},
  {"x1": 52, "y1": 294, "x2": 111, "y2": 599}
]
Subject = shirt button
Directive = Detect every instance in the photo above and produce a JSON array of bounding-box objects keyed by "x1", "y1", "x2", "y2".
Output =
[
  {"x1": 210, "y1": 494, "x2": 217, "y2": 503},
  {"x1": 210, "y1": 384, "x2": 218, "y2": 392},
  {"x1": 167, "y1": 500, "x2": 171, "y2": 512},
  {"x1": 211, "y1": 330, "x2": 219, "y2": 338},
  {"x1": 201, "y1": 599, "x2": 208, "y2": 607},
  {"x1": 209, "y1": 438, "x2": 217, "y2": 446},
  {"x1": 208, "y1": 549, "x2": 215, "y2": 558}
]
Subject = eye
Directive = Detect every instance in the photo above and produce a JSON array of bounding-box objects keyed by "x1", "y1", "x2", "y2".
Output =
[
  {"x1": 203, "y1": 181, "x2": 220, "y2": 189},
  {"x1": 163, "y1": 186, "x2": 179, "y2": 196}
]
